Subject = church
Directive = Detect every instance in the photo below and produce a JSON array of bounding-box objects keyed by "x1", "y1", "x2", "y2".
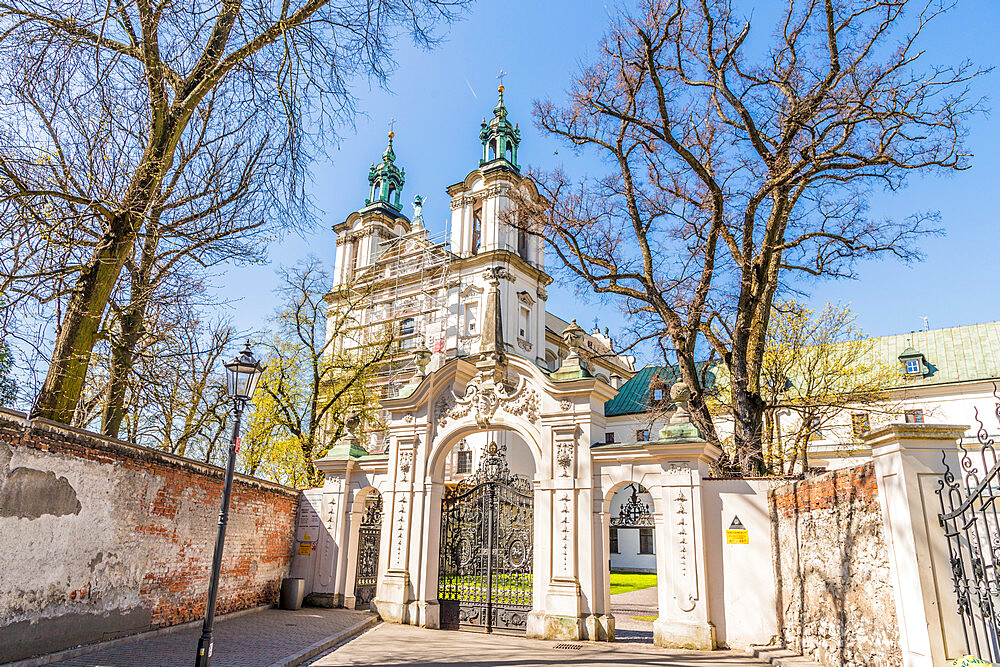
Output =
[
  {"x1": 288, "y1": 83, "x2": 1000, "y2": 652},
  {"x1": 287, "y1": 84, "x2": 766, "y2": 650}
]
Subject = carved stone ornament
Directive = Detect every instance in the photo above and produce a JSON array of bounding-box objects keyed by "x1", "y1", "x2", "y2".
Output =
[
  {"x1": 436, "y1": 376, "x2": 540, "y2": 428},
  {"x1": 556, "y1": 439, "x2": 573, "y2": 477},
  {"x1": 399, "y1": 450, "x2": 413, "y2": 482},
  {"x1": 559, "y1": 399, "x2": 572, "y2": 412}
]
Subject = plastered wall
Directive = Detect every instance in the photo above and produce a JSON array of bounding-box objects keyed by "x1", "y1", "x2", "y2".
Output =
[
  {"x1": 0, "y1": 409, "x2": 298, "y2": 663},
  {"x1": 770, "y1": 463, "x2": 901, "y2": 667}
]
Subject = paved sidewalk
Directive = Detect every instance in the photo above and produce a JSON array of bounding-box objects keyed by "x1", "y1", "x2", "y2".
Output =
[
  {"x1": 43, "y1": 607, "x2": 375, "y2": 667},
  {"x1": 309, "y1": 623, "x2": 769, "y2": 666},
  {"x1": 610, "y1": 584, "x2": 658, "y2": 643}
]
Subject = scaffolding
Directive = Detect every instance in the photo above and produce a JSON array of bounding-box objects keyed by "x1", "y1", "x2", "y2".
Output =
[{"x1": 342, "y1": 222, "x2": 467, "y2": 450}]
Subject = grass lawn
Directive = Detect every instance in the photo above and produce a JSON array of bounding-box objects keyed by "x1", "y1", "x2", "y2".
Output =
[{"x1": 609, "y1": 572, "x2": 657, "y2": 595}]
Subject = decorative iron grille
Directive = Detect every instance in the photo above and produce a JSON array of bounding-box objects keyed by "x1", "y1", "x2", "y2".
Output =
[
  {"x1": 938, "y1": 388, "x2": 1000, "y2": 662},
  {"x1": 611, "y1": 484, "x2": 653, "y2": 528},
  {"x1": 438, "y1": 442, "x2": 533, "y2": 634},
  {"x1": 354, "y1": 492, "x2": 383, "y2": 610}
]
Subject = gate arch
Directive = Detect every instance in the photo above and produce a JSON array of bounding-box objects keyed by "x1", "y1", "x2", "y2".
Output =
[{"x1": 421, "y1": 419, "x2": 544, "y2": 635}]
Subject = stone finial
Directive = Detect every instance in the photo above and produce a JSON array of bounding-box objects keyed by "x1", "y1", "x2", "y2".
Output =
[
  {"x1": 345, "y1": 411, "x2": 361, "y2": 433},
  {"x1": 669, "y1": 381, "x2": 692, "y2": 424},
  {"x1": 413, "y1": 344, "x2": 431, "y2": 377}
]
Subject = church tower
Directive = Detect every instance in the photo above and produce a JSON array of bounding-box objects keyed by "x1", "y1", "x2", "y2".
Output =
[
  {"x1": 447, "y1": 84, "x2": 551, "y2": 367},
  {"x1": 332, "y1": 131, "x2": 411, "y2": 286}
]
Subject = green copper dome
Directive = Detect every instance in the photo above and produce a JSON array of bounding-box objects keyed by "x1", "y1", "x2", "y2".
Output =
[
  {"x1": 366, "y1": 131, "x2": 405, "y2": 211},
  {"x1": 480, "y1": 85, "x2": 520, "y2": 171}
]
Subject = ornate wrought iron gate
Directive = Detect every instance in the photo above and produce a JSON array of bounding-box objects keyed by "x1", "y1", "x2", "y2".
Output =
[
  {"x1": 938, "y1": 399, "x2": 1000, "y2": 662},
  {"x1": 438, "y1": 442, "x2": 533, "y2": 634},
  {"x1": 354, "y1": 492, "x2": 383, "y2": 610}
]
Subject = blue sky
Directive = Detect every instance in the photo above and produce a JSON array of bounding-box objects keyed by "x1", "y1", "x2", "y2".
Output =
[{"x1": 221, "y1": 0, "x2": 1000, "y2": 359}]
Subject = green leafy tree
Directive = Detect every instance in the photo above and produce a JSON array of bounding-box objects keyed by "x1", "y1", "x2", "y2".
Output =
[{"x1": 243, "y1": 258, "x2": 391, "y2": 487}]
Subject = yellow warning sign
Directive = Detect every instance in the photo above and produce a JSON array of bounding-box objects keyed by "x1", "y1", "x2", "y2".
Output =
[
  {"x1": 298, "y1": 542, "x2": 312, "y2": 555},
  {"x1": 726, "y1": 516, "x2": 749, "y2": 544},
  {"x1": 726, "y1": 530, "x2": 749, "y2": 544}
]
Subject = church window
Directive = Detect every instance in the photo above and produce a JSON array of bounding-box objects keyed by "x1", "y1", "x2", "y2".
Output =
[
  {"x1": 400, "y1": 318, "x2": 416, "y2": 336},
  {"x1": 605, "y1": 432, "x2": 616, "y2": 444},
  {"x1": 517, "y1": 226, "x2": 529, "y2": 261},
  {"x1": 456, "y1": 450, "x2": 472, "y2": 474},
  {"x1": 489, "y1": 140, "x2": 497, "y2": 161},
  {"x1": 609, "y1": 528, "x2": 619, "y2": 554},
  {"x1": 905, "y1": 359, "x2": 921, "y2": 375},
  {"x1": 636, "y1": 429, "x2": 649, "y2": 442},
  {"x1": 519, "y1": 306, "x2": 530, "y2": 341},
  {"x1": 905, "y1": 409, "x2": 925, "y2": 424},
  {"x1": 463, "y1": 302, "x2": 478, "y2": 336},
  {"x1": 851, "y1": 412, "x2": 870, "y2": 438},
  {"x1": 639, "y1": 528, "x2": 654, "y2": 555},
  {"x1": 505, "y1": 142, "x2": 513, "y2": 162},
  {"x1": 472, "y1": 205, "x2": 482, "y2": 255}
]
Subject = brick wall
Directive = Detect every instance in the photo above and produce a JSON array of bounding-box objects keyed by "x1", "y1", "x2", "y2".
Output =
[
  {"x1": 0, "y1": 408, "x2": 299, "y2": 663},
  {"x1": 770, "y1": 463, "x2": 901, "y2": 667}
]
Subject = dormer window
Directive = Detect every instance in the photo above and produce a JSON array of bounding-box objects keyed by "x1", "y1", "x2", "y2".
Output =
[{"x1": 898, "y1": 347, "x2": 928, "y2": 377}]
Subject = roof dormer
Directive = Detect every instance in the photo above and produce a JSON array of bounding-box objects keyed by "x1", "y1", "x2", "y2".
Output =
[{"x1": 898, "y1": 346, "x2": 928, "y2": 377}]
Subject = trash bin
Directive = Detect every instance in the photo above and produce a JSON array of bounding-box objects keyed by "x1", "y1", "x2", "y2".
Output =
[{"x1": 280, "y1": 577, "x2": 305, "y2": 610}]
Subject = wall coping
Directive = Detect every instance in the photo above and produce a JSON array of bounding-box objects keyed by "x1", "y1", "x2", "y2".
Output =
[
  {"x1": 0, "y1": 408, "x2": 300, "y2": 498},
  {"x1": 864, "y1": 423, "x2": 968, "y2": 455}
]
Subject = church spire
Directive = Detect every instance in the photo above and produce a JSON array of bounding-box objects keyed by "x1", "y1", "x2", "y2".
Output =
[
  {"x1": 479, "y1": 81, "x2": 521, "y2": 171},
  {"x1": 365, "y1": 128, "x2": 406, "y2": 212}
]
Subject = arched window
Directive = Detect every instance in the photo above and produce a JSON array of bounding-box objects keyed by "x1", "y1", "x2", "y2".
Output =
[
  {"x1": 505, "y1": 142, "x2": 513, "y2": 162},
  {"x1": 400, "y1": 317, "x2": 416, "y2": 335},
  {"x1": 489, "y1": 140, "x2": 497, "y2": 160},
  {"x1": 387, "y1": 184, "x2": 396, "y2": 205}
]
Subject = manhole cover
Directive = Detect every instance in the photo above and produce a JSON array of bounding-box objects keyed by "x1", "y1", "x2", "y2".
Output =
[{"x1": 553, "y1": 643, "x2": 583, "y2": 650}]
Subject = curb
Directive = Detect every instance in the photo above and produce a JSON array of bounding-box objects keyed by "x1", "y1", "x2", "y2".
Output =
[
  {"x1": 747, "y1": 645, "x2": 824, "y2": 667},
  {"x1": 4, "y1": 605, "x2": 272, "y2": 667},
  {"x1": 268, "y1": 615, "x2": 380, "y2": 667}
]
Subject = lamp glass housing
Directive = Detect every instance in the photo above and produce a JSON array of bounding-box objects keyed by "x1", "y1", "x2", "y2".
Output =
[{"x1": 224, "y1": 344, "x2": 264, "y2": 401}]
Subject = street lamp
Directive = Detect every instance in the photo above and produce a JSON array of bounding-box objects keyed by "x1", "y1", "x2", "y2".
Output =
[{"x1": 195, "y1": 341, "x2": 264, "y2": 667}]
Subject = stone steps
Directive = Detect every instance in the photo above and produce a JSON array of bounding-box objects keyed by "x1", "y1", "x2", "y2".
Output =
[{"x1": 747, "y1": 645, "x2": 825, "y2": 667}]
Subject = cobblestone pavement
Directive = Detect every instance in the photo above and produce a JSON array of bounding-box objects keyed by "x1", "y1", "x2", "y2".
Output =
[
  {"x1": 309, "y1": 623, "x2": 768, "y2": 666},
  {"x1": 47, "y1": 607, "x2": 374, "y2": 667},
  {"x1": 610, "y1": 584, "x2": 658, "y2": 643}
]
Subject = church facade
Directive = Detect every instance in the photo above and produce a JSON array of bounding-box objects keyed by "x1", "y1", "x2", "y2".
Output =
[{"x1": 288, "y1": 86, "x2": 746, "y2": 648}]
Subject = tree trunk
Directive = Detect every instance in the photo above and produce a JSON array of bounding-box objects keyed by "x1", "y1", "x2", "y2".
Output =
[
  {"x1": 101, "y1": 225, "x2": 160, "y2": 439},
  {"x1": 32, "y1": 220, "x2": 136, "y2": 422}
]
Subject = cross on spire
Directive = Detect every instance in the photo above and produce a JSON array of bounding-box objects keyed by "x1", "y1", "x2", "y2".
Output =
[
  {"x1": 496, "y1": 69, "x2": 506, "y2": 89},
  {"x1": 388, "y1": 117, "x2": 396, "y2": 138}
]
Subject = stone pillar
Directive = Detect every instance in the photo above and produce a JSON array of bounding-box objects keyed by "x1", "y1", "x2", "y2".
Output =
[
  {"x1": 650, "y1": 457, "x2": 716, "y2": 650},
  {"x1": 646, "y1": 382, "x2": 720, "y2": 650},
  {"x1": 374, "y1": 435, "x2": 416, "y2": 625},
  {"x1": 529, "y1": 424, "x2": 583, "y2": 640},
  {"x1": 867, "y1": 423, "x2": 968, "y2": 667}
]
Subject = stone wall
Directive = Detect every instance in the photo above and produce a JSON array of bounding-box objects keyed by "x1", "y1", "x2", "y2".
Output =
[
  {"x1": 0, "y1": 408, "x2": 299, "y2": 663},
  {"x1": 770, "y1": 463, "x2": 901, "y2": 667}
]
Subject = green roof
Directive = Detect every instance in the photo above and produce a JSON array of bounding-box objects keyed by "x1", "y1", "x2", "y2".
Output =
[
  {"x1": 604, "y1": 364, "x2": 718, "y2": 417},
  {"x1": 871, "y1": 321, "x2": 1000, "y2": 388},
  {"x1": 603, "y1": 322, "x2": 1000, "y2": 418}
]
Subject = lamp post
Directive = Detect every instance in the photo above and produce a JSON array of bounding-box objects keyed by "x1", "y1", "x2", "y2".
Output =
[{"x1": 195, "y1": 342, "x2": 264, "y2": 667}]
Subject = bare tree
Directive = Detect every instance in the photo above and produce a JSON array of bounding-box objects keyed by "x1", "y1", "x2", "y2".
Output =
[
  {"x1": 0, "y1": 0, "x2": 466, "y2": 424},
  {"x1": 513, "y1": 0, "x2": 984, "y2": 474}
]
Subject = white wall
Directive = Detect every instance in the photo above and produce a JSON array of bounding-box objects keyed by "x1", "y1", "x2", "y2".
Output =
[{"x1": 702, "y1": 478, "x2": 782, "y2": 650}]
